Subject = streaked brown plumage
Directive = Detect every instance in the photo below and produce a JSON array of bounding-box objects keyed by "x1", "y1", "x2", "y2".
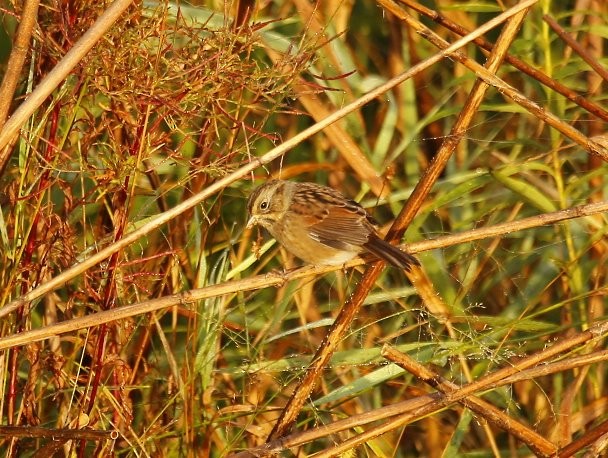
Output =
[{"x1": 246, "y1": 180, "x2": 418, "y2": 270}]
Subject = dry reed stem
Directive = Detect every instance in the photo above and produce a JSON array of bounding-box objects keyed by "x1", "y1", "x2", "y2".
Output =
[
  {"x1": 559, "y1": 419, "x2": 608, "y2": 457},
  {"x1": 382, "y1": 345, "x2": 557, "y2": 457},
  {"x1": 308, "y1": 322, "x2": 608, "y2": 458},
  {"x1": 543, "y1": 14, "x2": 608, "y2": 83},
  {"x1": 0, "y1": 0, "x2": 534, "y2": 319},
  {"x1": 262, "y1": 43, "x2": 387, "y2": 197},
  {"x1": 382, "y1": 0, "x2": 608, "y2": 162},
  {"x1": 0, "y1": 0, "x2": 40, "y2": 130},
  {"x1": 1, "y1": 198, "x2": 605, "y2": 351},
  {"x1": 398, "y1": 0, "x2": 608, "y2": 122},
  {"x1": 0, "y1": 425, "x2": 117, "y2": 441},
  {"x1": 231, "y1": 324, "x2": 608, "y2": 457},
  {"x1": 267, "y1": 2, "x2": 535, "y2": 442},
  {"x1": 292, "y1": 89, "x2": 388, "y2": 197},
  {"x1": 0, "y1": 0, "x2": 42, "y2": 176},
  {"x1": 413, "y1": 199, "x2": 608, "y2": 253}
]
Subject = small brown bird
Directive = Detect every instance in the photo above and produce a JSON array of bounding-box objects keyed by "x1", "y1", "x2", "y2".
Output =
[{"x1": 246, "y1": 180, "x2": 418, "y2": 270}]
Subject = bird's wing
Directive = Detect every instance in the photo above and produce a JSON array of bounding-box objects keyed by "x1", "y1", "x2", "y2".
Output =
[
  {"x1": 305, "y1": 203, "x2": 372, "y2": 250},
  {"x1": 288, "y1": 183, "x2": 377, "y2": 250}
]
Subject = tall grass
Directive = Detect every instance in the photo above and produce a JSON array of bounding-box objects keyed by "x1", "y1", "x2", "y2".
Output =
[{"x1": 0, "y1": 0, "x2": 607, "y2": 456}]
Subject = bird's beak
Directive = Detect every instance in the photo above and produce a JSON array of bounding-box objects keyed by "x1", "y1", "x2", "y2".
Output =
[{"x1": 246, "y1": 215, "x2": 258, "y2": 229}]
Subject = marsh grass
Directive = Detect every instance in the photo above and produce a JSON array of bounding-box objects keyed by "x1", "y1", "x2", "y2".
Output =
[{"x1": 0, "y1": 0, "x2": 607, "y2": 456}]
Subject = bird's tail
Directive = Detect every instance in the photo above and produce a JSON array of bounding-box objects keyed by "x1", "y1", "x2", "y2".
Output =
[{"x1": 363, "y1": 237, "x2": 419, "y2": 271}]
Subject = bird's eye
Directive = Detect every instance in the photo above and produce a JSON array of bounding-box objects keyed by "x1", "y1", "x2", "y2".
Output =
[{"x1": 259, "y1": 200, "x2": 269, "y2": 211}]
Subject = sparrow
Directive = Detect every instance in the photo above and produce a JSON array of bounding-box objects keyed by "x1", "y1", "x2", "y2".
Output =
[{"x1": 246, "y1": 180, "x2": 418, "y2": 270}]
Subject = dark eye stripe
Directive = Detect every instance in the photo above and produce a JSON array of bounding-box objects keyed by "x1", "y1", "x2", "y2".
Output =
[{"x1": 247, "y1": 183, "x2": 269, "y2": 214}]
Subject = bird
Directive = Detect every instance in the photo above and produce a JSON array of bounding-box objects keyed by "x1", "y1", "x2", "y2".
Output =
[{"x1": 246, "y1": 179, "x2": 418, "y2": 270}]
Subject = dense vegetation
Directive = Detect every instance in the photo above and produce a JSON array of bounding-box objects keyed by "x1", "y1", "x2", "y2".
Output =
[{"x1": 0, "y1": 0, "x2": 607, "y2": 456}]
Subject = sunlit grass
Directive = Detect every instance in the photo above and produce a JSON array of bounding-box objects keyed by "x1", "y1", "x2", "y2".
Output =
[{"x1": 0, "y1": 0, "x2": 607, "y2": 456}]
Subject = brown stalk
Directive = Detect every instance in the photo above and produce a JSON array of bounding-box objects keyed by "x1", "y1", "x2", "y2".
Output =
[
  {"x1": 0, "y1": 0, "x2": 41, "y2": 179},
  {"x1": 266, "y1": 2, "x2": 533, "y2": 443},
  {"x1": 262, "y1": 2, "x2": 388, "y2": 197},
  {"x1": 543, "y1": 14, "x2": 608, "y2": 84},
  {"x1": 382, "y1": 345, "x2": 557, "y2": 457},
  {"x1": 1, "y1": 198, "x2": 606, "y2": 352},
  {"x1": 397, "y1": 0, "x2": 608, "y2": 123},
  {"x1": 231, "y1": 323, "x2": 608, "y2": 457},
  {"x1": 308, "y1": 322, "x2": 608, "y2": 458},
  {"x1": 558, "y1": 418, "x2": 608, "y2": 457},
  {"x1": 382, "y1": 0, "x2": 608, "y2": 163},
  {"x1": 0, "y1": 0, "x2": 40, "y2": 130},
  {"x1": 412, "y1": 199, "x2": 608, "y2": 254},
  {"x1": 0, "y1": 425, "x2": 117, "y2": 441},
  {"x1": 502, "y1": 349, "x2": 608, "y2": 385}
]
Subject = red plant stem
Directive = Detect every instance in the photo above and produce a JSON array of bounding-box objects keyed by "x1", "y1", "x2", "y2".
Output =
[
  {"x1": 79, "y1": 121, "x2": 142, "y2": 456},
  {"x1": 6, "y1": 105, "x2": 60, "y2": 434}
]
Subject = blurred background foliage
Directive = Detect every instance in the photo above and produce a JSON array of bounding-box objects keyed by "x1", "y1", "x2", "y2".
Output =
[{"x1": 0, "y1": 0, "x2": 607, "y2": 456}]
